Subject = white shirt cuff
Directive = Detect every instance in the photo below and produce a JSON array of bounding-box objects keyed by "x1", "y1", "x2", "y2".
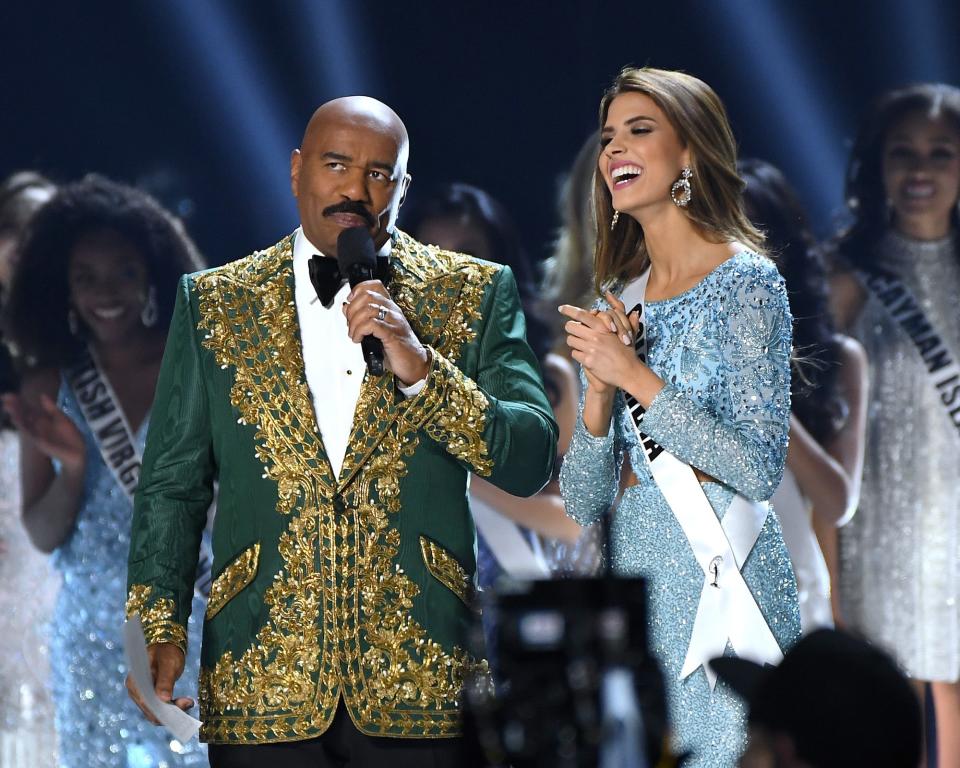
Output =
[{"x1": 398, "y1": 377, "x2": 428, "y2": 398}]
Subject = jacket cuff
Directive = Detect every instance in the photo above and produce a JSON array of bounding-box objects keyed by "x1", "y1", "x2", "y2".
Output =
[
  {"x1": 401, "y1": 346, "x2": 494, "y2": 476},
  {"x1": 126, "y1": 585, "x2": 188, "y2": 654}
]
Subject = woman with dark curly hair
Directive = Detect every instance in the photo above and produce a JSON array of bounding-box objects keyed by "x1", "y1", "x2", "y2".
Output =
[
  {"x1": 1, "y1": 174, "x2": 208, "y2": 767},
  {"x1": 828, "y1": 83, "x2": 960, "y2": 764},
  {"x1": 739, "y1": 159, "x2": 868, "y2": 633}
]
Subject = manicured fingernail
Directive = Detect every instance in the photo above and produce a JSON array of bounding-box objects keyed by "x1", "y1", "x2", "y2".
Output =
[
  {"x1": 609, "y1": 322, "x2": 617, "y2": 333},
  {"x1": 621, "y1": 333, "x2": 631, "y2": 345}
]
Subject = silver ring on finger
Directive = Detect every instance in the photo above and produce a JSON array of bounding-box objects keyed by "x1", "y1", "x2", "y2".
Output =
[{"x1": 376, "y1": 304, "x2": 387, "y2": 322}]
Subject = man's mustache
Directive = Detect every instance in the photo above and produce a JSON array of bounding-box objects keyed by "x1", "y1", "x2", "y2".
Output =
[{"x1": 322, "y1": 201, "x2": 375, "y2": 227}]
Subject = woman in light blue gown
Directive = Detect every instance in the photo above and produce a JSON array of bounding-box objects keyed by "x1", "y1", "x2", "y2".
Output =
[
  {"x1": 3, "y1": 175, "x2": 208, "y2": 767},
  {"x1": 559, "y1": 68, "x2": 801, "y2": 766}
]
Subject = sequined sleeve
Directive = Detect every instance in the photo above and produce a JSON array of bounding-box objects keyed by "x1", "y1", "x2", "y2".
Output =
[
  {"x1": 127, "y1": 275, "x2": 214, "y2": 652},
  {"x1": 641, "y1": 265, "x2": 792, "y2": 502},
  {"x1": 559, "y1": 377, "x2": 624, "y2": 525}
]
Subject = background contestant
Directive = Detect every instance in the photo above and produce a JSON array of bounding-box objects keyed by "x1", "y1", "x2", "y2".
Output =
[
  {"x1": 829, "y1": 82, "x2": 960, "y2": 765},
  {"x1": 3, "y1": 175, "x2": 208, "y2": 767}
]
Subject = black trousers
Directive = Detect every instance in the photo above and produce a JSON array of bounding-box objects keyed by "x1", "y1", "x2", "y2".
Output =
[{"x1": 208, "y1": 700, "x2": 481, "y2": 768}]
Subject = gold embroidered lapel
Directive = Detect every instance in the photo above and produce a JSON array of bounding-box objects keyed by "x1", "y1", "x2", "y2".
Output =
[
  {"x1": 195, "y1": 235, "x2": 338, "y2": 501},
  {"x1": 336, "y1": 234, "x2": 468, "y2": 490}
]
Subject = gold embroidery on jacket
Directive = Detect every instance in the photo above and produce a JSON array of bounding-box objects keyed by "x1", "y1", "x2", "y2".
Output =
[
  {"x1": 205, "y1": 542, "x2": 261, "y2": 620},
  {"x1": 420, "y1": 354, "x2": 493, "y2": 476},
  {"x1": 193, "y1": 231, "x2": 496, "y2": 742},
  {"x1": 125, "y1": 584, "x2": 188, "y2": 651},
  {"x1": 194, "y1": 236, "x2": 334, "y2": 742},
  {"x1": 420, "y1": 536, "x2": 474, "y2": 606}
]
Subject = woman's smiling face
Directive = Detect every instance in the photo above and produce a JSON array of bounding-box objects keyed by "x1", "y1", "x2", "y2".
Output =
[
  {"x1": 599, "y1": 92, "x2": 689, "y2": 216},
  {"x1": 68, "y1": 229, "x2": 150, "y2": 345},
  {"x1": 883, "y1": 110, "x2": 960, "y2": 236}
]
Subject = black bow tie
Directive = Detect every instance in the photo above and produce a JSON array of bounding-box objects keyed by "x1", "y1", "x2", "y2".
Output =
[
  {"x1": 308, "y1": 253, "x2": 394, "y2": 308},
  {"x1": 308, "y1": 256, "x2": 346, "y2": 308}
]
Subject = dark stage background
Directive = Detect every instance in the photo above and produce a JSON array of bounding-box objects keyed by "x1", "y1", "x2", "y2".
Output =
[{"x1": 3, "y1": 0, "x2": 959, "y2": 267}]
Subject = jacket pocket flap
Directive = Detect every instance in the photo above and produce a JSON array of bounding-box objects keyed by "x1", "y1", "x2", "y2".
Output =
[
  {"x1": 205, "y1": 542, "x2": 261, "y2": 619},
  {"x1": 420, "y1": 536, "x2": 474, "y2": 607}
]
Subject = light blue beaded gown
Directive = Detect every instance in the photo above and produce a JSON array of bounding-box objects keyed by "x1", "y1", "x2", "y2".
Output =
[
  {"x1": 49, "y1": 381, "x2": 207, "y2": 768},
  {"x1": 560, "y1": 253, "x2": 801, "y2": 767}
]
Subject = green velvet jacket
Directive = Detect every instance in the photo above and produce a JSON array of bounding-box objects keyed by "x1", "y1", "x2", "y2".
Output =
[{"x1": 125, "y1": 230, "x2": 557, "y2": 744}]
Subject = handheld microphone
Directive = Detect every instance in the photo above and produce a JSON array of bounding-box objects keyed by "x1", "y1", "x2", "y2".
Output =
[{"x1": 337, "y1": 226, "x2": 385, "y2": 376}]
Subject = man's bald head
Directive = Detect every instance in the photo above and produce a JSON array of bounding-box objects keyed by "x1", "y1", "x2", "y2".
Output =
[
  {"x1": 302, "y1": 96, "x2": 410, "y2": 175},
  {"x1": 291, "y1": 96, "x2": 412, "y2": 256}
]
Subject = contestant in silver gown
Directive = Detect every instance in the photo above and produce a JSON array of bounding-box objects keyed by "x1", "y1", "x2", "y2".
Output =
[
  {"x1": 842, "y1": 230, "x2": 960, "y2": 681},
  {"x1": 830, "y1": 82, "x2": 960, "y2": 765}
]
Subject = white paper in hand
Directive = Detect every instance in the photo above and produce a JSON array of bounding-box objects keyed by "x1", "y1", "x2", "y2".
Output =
[{"x1": 123, "y1": 614, "x2": 202, "y2": 743}]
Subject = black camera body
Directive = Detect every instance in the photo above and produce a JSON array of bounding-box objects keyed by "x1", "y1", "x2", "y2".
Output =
[{"x1": 464, "y1": 577, "x2": 669, "y2": 768}]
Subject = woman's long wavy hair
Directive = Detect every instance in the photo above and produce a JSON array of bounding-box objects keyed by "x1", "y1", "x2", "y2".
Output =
[
  {"x1": 593, "y1": 67, "x2": 765, "y2": 293},
  {"x1": 740, "y1": 159, "x2": 846, "y2": 444},
  {"x1": 833, "y1": 82, "x2": 960, "y2": 271}
]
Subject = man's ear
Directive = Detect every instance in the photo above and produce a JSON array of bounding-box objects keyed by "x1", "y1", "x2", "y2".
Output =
[
  {"x1": 290, "y1": 149, "x2": 302, "y2": 197},
  {"x1": 398, "y1": 173, "x2": 412, "y2": 208}
]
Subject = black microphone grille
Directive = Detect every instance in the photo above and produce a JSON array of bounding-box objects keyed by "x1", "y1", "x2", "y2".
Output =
[{"x1": 336, "y1": 226, "x2": 377, "y2": 271}]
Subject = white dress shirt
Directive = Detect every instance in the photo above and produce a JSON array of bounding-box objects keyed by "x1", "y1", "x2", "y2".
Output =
[
  {"x1": 292, "y1": 228, "x2": 425, "y2": 479},
  {"x1": 293, "y1": 228, "x2": 364, "y2": 479}
]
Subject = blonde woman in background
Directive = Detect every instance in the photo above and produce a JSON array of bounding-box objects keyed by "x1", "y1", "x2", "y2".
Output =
[{"x1": 541, "y1": 131, "x2": 600, "y2": 361}]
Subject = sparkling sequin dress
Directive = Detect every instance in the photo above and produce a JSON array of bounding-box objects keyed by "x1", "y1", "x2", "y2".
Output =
[
  {"x1": 49, "y1": 382, "x2": 208, "y2": 767},
  {"x1": 0, "y1": 430, "x2": 59, "y2": 767},
  {"x1": 842, "y1": 230, "x2": 960, "y2": 682},
  {"x1": 560, "y1": 253, "x2": 801, "y2": 767}
]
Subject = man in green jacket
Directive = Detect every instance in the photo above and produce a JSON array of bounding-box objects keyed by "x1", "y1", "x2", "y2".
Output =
[{"x1": 124, "y1": 96, "x2": 556, "y2": 766}]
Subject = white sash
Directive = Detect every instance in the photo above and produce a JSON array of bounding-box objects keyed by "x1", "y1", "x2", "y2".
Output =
[
  {"x1": 771, "y1": 468, "x2": 833, "y2": 634},
  {"x1": 858, "y1": 268, "x2": 960, "y2": 437},
  {"x1": 66, "y1": 347, "x2": 214, "y2": 598},
  {"x1": 66, "y1": 348, "x2": 140, "y2": 501},
  {"x1": 471, "y1": 492, "x2": 550, "y2": 579},
  {"x1": 621, "y1": 270, "x2": 783, "y2": 688}
]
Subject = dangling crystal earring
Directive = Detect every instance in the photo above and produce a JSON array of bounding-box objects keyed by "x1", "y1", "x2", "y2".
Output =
[
  {"x1": 610, "y1": 210, "x2": 620, "y2": 231},
  {"x1": 140, "y1": 285, "x2": 158, "y2": 328},
  {"x1": 67, "y1": 308, "x2": 80, "y2": 337},
  {"x1": 671, "y1": 167, "x2": 693, "y2": 207}
]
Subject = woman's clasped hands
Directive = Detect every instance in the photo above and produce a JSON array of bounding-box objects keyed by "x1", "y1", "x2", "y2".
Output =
[{"x1": 559, "y1": 291, "x2": 643, "y2": 395}]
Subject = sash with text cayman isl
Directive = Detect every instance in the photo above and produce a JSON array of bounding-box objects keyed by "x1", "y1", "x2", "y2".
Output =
[{"x1": 860, "y1": 268, "x2": 960, "y2": 434}]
